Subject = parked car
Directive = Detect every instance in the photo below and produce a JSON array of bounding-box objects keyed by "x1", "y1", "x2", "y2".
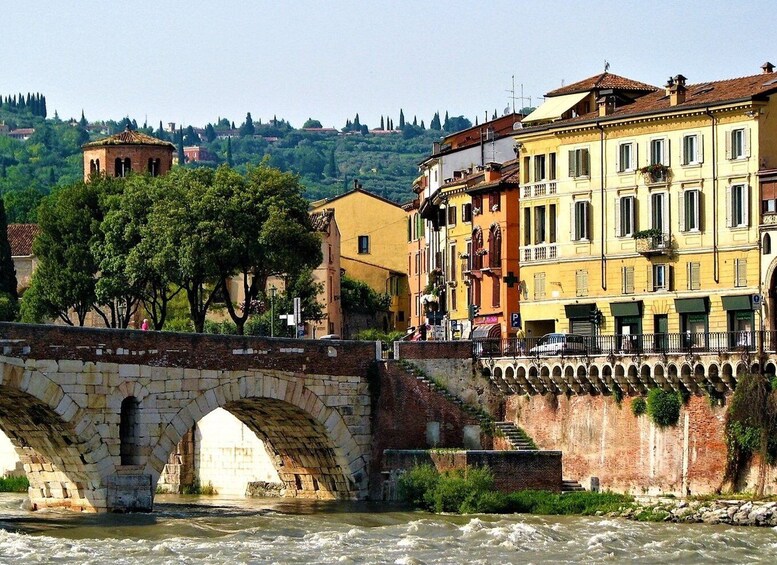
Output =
[
  {"x1": 529, "y1": 333, "x2": 588, "y2": 355},
  {"x1": 319, "y1": 334, "x2": 341, "y2": 340}
]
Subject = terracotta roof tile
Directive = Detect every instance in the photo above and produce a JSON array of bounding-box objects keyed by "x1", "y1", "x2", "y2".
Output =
[
  {"x1": 546, "y1": 72, "x2": 777, "y2": 126},
  {"x1": 7, "y1": 224, "x2": 39, "y2": 256},
  {"x1": 309, "y1": 209, "x2": 334, "y2": 232},
  {"x1": 546, "y1": 72, "x2": 659, "y2": 97},
  {"x1": 82, "y1": 127, "x2": 175, "y2": 149}
]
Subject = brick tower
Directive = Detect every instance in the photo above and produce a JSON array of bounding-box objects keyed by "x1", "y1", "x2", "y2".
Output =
[{"x1": 81, "y1": 127, "x2": 175, "y2": 181}]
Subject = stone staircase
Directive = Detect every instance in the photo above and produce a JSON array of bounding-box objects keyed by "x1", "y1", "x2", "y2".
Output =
[
  {"x1": 561, "y1": 479, "x2": 586, "y2": 493},
  {"x1": 494, "y1": 421, "x2": 537, "y2": 450},
  {"x1": 395, "y1": 360, "x2": 536, "y2": 449}
]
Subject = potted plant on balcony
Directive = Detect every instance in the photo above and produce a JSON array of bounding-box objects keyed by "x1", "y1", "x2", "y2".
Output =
[
  {"x1": 639, "y1": 163, "x2": 670, "y2": 183},
  {"x1": 633, "y1": 228, "x2": 666, "y2": 251}
]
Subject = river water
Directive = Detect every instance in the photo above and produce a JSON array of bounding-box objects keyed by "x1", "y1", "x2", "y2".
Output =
[{"x1": 0, "y1": 493, "x2": 775, "y2": 564}]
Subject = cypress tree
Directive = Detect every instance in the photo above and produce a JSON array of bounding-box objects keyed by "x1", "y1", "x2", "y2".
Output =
[
  {"x1": 177, "y1": 128, "x2": 185, "y2": 165},
  {"x1": 79, "y1": 110, "x2": 87, "y2": 128},
  {"x1": 226, "y1": 136, "x2": 233, "y2": 167},
  {"x1": 430, "y1": 112, "x2": 441, "y2": 130},
  {"x1": 0, "y1": 198, "x2": 18, "y2": 300},
  {"x1": 380, "y1": 116, "x2": 384, "y2": 130},
  {"x1": 413, "y1": 116, "x2": 418, "y2": 126},
  {"x1": 399, "y1": 109, "x2": 405, "y2": 129},
  {"x1": 354, "y1": 113, "x2": 361, "y2": 128},
  {"x1": 421, "y1": 120, "x2": 425, "y2": 129}
]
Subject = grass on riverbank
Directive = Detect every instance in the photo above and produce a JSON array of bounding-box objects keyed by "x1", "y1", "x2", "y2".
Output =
[
  {"x1": 0, "y1": 475, "x2": 29, "y2": 493},
  {"x1": 397, "y1": 465, "x2": 632, "y2": 515}
]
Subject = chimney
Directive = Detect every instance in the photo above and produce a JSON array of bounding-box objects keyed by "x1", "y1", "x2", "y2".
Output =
[
  {"x1": 484, "y1": 162, "x2": 502, "y2": 183},
  {"x1": 762, "y1": 61, "x2": 775, "y2": 74},
  {"x1": 669, "y1": 74, "x2": 687, "y2": 106},
  {"x1": 597, "y1": 95, "x2": 615, "y2": 117},
  {"x1": 433, "y1": 141, "x2": 441, "y2": 154},
  {"x1": 664, "y1": 76, "x2": 674, "y2": 97}
]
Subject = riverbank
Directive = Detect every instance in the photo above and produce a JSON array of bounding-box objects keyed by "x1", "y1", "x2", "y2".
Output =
[
  {"x1": 615, "y1": 496, "x2": 777, "y2": 527},
  {"x1": 0, "y1": 475, "x2": 28, "y2": 492}
]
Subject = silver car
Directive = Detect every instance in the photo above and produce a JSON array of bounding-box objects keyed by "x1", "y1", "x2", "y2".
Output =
[{"x1": 529, "y1": 333, "x2": 588, "y2": 355}]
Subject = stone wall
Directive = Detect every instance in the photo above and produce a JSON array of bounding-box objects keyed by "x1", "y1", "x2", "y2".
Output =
[
  {"x1": 382, "y1": 449, "x2": 562, "y2": 495},
  {"x1": 507, "y1": 393, "x2": 777, "y2": 496}
]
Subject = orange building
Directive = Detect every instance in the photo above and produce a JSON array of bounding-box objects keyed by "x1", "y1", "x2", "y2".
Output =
[
  {"x1": 466, "y1": 160, "x2": 521, "y2": 340},
  {"x1": 82, "y1": 127, "x2": 175, "y2": 180}
]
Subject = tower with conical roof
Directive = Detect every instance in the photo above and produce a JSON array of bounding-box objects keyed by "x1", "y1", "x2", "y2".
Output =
[{"x1": 81, "y1": 126, "x2": 175, "y2": 181}]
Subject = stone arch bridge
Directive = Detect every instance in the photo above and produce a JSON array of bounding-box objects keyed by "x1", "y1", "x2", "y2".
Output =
[{"x1": 0, "y1": 323, "x2": 378, "y2": 512}]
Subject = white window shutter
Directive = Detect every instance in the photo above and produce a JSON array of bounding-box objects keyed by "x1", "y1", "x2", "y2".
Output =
[
  {"x1": 725, "y1": 130, "x2": 732, "y2": 160},
  {"x1": 745, "y1": 127, "x2": 751, "y2": 158},
  {"x1": 632, "y1": 196, "x2": 639, "y2": 232},
  {"x1": 570, "y1": 202, "x2": 575, "y2": 240},
  {"x1": 634, "y1": 143, "x2": 639, "y2": 170},
  {"x1": 698, "y1": 191, "x2": 704, "y2": 232},
  {"x1": 615, "y1": 197, "x2": 622, "y2": 237},
  {"x1": 744, "y1": 184, "x2": 750, "y2": 226},
  {"x1": 663, "y1": 194, "x2": 669, "y2": 234},
  {"x1": 568, "y1": 150, "x2": 575, "y2": 177},
  {"x1": 725, "y1": 185, "x2": 732, "y2": 228},
  {"x1": 582, "y1": 149, "x2": 590, "y2": 176},
  {"x1": 686, "y1": 262, "x2": 692, "y2": 290},
  {"x1": 679, "y1": 192, "x2": 686, "y2": 232},
  {"x1": 647, "y1": 264, "x2": 653, "y2": 292},
  {"x1": 615, "y1": 145, "x2": 621, "y2": 173},
  {"x1": 680, "y1": 136, "x2": 686, "y2": 165},
  {"x1": 665, "y1": 138, "x2": 671, "y2": 166},
  {"x1": 698, "y1": 133, "x2": 704, "y2": 164}
]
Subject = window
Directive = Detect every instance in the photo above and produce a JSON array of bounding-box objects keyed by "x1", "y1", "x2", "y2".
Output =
[
  {"x1": 148, "y1": 158, "x2": 161, "y2": 176},
  {"x1": 449, "y1": 244, "x2": 456, "y2": 282},
  {"x1": 650, "y1": 192, "x2": 667, "y2": 233},
  {"x1": 549, "y1": 204, "x2": 557, "y2": 243},
  {"x1": 735, "y1": 258, "x2": 747, "y2": 287},
  {"x1": 687, "y1": 262, "x2": 700, "y2": 290},
  {"x1": 680, "y1": 189, "x2": 701, "y2": 232},
  {"x1": 472, "y1": 228, "x2": 483, "y2": 270},
  {"x1": 568, "y1": 148, "x2": 590, "y2": 177},
  {"x1": 472, "y1": 195, "x2": 482, "y2": 214},
  {"x1": 617, "y1": 142, "x2": 635, "y2": 172},
  {"x1": 622, "y1": 266, "x2": 634, "y2": 294},
  {"x1": 462, "y1": 203, "x2": 472, "y2": 222},
  {"x1": 415, "y1": 294, "x2": 421, "y2": 318},
  {"x1": 765, "y1": 234, "x2": 772, "y2": 255},
  {"x1": 534, "y1": 154, "x2": 546, "y2": 181},
  {"x1": 652, "y1": 264, "x2": 670, "y2": 291},
  {"x1": 488, "y1": 224, "x2": 501, "y2": 268},
  {"x1": 115, "y1": 157, "x2": 131, "y2": 177},
  {"x1": 617, "y1": 195, "x2": 636, "y2": 237},
  {"x1": 533, "y1": 272, "x2": 546, "y2": 300},
  {"x1": 575, "y1": 269, "x2": 588, "y2": 297},
  {"x1": 548, "y1": 153, "x2": 557, "y2": 181},
  {"x1": 650, "y1": 138, "x2": 667, "y2": 165},
  {"x1": 682, "y1": 134, "x2": 702, "y2": 165},
  {"x1": 489, "y1": 192, "x2": 499, "y2": 211},
  {"x1": 534, "y1": 205, "x2": 546, "y2": 244},
  {"x1": 728, "y1": 184, "x2": 749, "y2": 227},
  {"x1": 358, "y1": 235, "x2": 370, "y2": 254},
  {"x1": 447, "y1": 205, "x2": 457, "y2": 226},
  {"x1": 120, "y1": 396, "x2": 141, "y2": 465},
  {"x1": 465, "y1": 240, "x2": 472, "y2": 273},
  {"x1": 573, "y1": 200, "x2": 590, "y2": 241},
  {"x1": 407, "y1": 217, "x2": 412, "y2": 242},
  {"x1": 492, "y1": 276, "x2": 501, "y2": 308},
  {"x1": 523, "y1": 208, "x2": 531, "y2": 246},
  {"x1": 414, "y1": 252, "x2": 420, "y2": 274},
  {"x1": 727, "y1": 128, "x2": 749, "y2": 160},
  {"x1": 523, "y1": 156, "x2": 531, "y2": 184}
]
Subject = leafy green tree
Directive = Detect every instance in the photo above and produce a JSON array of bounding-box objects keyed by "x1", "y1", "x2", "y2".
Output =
[
  {"x1": 443, "y1": 115, "x2": 472, "y2": 133},
  {"x1": 324, "y1": 148, "x2": 337, "y2": 178},
  {"x1": 2, "y1": 187, "x2": 43, "y2": 223},
  {"x1": 239, "y1": 112, "x2": 255, "y2": 137},
  {"x1": 183, "y1": 125, "x2": 200, "y2": 146},
  {"x1": 302, "y1": 118, "x2": 323, "y2": 128},
  {"x1": 204, "y1": 123, "x2": 216, "y2": 142},
  {"x1": 0, "y1": 198, "x2": 18, "y2": 320},
  {"x1": 226, "y1": 137, "x2": 233, "y2": 167}
]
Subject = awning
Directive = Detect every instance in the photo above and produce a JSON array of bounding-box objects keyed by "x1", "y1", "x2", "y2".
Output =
[
  {"x1": 565, "y1": 303, "x2": 596, "y2": 319},
  {"x1": 675, "y1": 297, "x2": 709, "y2": 313},
  {"x1": 471, "y1": 324, "x2": 501, "y2": 340},
  {"x1": 522, "y1": 92, "x2": 589, "y2": 124},
  {"x1": 722, "y1": 295, "x2": 752, "y2": 311},
  {"x1": 610, "y1": 301, "x2": 642, "y2": 317}
]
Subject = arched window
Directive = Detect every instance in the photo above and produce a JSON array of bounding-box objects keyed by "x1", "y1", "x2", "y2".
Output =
[
  {"x1": 492, "y1": 275, "x2": 501, "y2": 308},
  {"x1": 148, "y1": 158, "x2": 161, "y2": 177},
  {"x1": 472, "y1": 227, "x2": 484, "y2": 270},
  {"x1": 124, "y1": 157, "x2": 131, "y2": 176},
  {"x1": 489, "y1": 224, "x2": 502, "y2": 268},
  {"x1": 120, "y1": 396, "x2": 141, "y2": 465},
  {"x1": 764, "y1": 233, "x2": 772, "y2": 255},
  {"x1": 89, "y1": 159, "x2": 97, "y2": 175},
  {"x1": 96, "y1": 159, "x2": 100, "y2": 173}
]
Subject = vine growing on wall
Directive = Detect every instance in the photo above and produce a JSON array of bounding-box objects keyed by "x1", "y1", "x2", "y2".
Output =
[
  {"x1": 724, "y1": 373, "x2": 777, "y2": 495},
  {"x1": 646, "y1": 388, "x2": 681, "y2": 427}
]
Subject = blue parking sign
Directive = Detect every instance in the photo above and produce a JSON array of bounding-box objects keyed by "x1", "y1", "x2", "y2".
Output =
[{"x1": 510, "y1": 313, "x2": 521, "y2": 329}]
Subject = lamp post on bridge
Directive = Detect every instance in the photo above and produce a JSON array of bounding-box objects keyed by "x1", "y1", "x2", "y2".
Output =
[{"x1": 270, "y1": 285, "x2": 277, "y2": 338}]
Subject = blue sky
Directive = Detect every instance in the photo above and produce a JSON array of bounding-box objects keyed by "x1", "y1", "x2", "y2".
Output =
[{"x1": 3, "y1": 0, "x2": 774, "y2": 129}]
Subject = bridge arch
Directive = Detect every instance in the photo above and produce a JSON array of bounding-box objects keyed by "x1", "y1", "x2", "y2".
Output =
[
  {"x1": 149, "y1": 372, "x2": 368, "y2": 500},
  {"x1": 0, "y1": 360, "x2": 106, "y2": 511}
]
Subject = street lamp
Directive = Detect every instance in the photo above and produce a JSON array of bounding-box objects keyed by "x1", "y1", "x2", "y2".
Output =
[{"x1": 270, "y1": 285, "x2": 277, "y2": 338}]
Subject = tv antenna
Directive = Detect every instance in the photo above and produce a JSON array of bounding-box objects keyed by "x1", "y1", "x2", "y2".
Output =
[{"x1": 506, "y1": 75, "x2": 535, "y2": 113}]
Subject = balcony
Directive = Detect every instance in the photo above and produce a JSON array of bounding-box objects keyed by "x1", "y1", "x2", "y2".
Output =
[
  {"x1": 521, "y1": 182, "x2": 558, "y2": 199},
  {"x1": 521, "y1": 244, "x2": 558, "y2": 263},
  {"x1": 635, "y1": 232, "x2": 672, "y2": 256}
]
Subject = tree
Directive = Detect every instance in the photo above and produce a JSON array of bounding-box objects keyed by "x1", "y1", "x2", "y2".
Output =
[
  {"x1": 226, "y1": 137, "x2": 233, "y2": 167},
  {"x1": 79, "y1": 110, "x2": 87, "y2": 128},
  {"x1": 380, "y1": 116, "x2": 385, "y2": 130},
  {"x1": 399, "y1": 109, "x2": 405, "y2": 129},
  {"x1": 183, "y1": 125, "x2": 200, "y2": 146},
  {"x1": 204, "y1": 123, "x2": 216, "y2": 143},
  {"x1": 324, "y1": 148, "x2": 337, "y2": 178},
  {"x1": 302, "y1": 118, "x2": 323, "y2": 129},
  {"x1": 443, "y1": 115, "x2": 472, "y2": 133},
  {"x1": 413, "y1": 115, "x2": 418, "y2": 126},
  {"x1": 239, "y1": 112, "x2": 255, "y2": 137},
  {"x1": 177, "y1": 128, "x2": 185, "y2": 165},
  {"x1": 353, "y1": 113, "x2": 361, "y2": 129},
  {"x1": 430, "y1": 112, "x2": 441, "y2": 130},
  {"x1": 442, "y1": 111, "x2": 450, "y2": 131}
]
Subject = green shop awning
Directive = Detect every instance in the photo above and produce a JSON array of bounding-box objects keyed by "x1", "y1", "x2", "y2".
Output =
[
  {"x1": 674, "y1": 297, "x2": 709, "y2": 314},
  {"x1": 564, "y1": 303, "x2": 596, "y2": 319},
  {"x1": 721, "y1": 295, "x2": 752, "y2": 311},
  {"x1": 610, "y1": 301, "x2": 642, "y2": 317}
]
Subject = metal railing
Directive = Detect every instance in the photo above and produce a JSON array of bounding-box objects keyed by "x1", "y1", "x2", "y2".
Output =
[{"x1": 473, "y1": 331, "x2": 777, "y2": 359}]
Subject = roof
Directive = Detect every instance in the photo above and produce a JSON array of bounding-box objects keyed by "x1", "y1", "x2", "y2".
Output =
[
  {"x1": 309, "y1": 208, "x2": 335, "y2": 231},
  {"x1": 546, "y1": 72, "x2": 658, "y2": 97},
  {"x1": 82, "y1": 127, "x2": 176, "y2": 149},
  {"x1": 537, "y1": 71, "x2": 777, "y2": 129},
  {"x1": 310, "y1": 187, "x2": 403, "y2": 210},
  {"x1": 7, "y1": 224, "x2": 39, "y2": 256}
]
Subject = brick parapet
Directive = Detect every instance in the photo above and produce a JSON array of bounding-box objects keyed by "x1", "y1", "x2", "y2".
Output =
[{"x1": 395, "y1": 340, "x2": 473, "y2": 360}]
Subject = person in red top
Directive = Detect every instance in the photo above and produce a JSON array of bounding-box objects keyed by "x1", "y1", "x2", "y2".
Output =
[{"x1": 141, "y1": 319, "x2": 150, "y2": 331}]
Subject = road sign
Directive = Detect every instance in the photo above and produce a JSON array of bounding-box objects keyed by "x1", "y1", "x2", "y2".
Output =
[
  {"x1": 510, "y1": 312, "x2": 521, "y2": 329},
  {"x1": 752, "y1": 294, "x2": 762, "y2": 310}
]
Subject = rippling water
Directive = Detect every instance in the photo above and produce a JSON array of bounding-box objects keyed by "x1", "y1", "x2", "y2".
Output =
[{"x1": 0, "y1": 493, "x2": 776, "y2": 563}]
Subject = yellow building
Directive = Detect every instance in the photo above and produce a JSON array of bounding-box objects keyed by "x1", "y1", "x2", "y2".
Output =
[
  {"x1": 515, "y1": 66, "x2": 777, "y2": 348},
  {"x1": 310, "y1": 185, "x2": 409, "y2": 333}
]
